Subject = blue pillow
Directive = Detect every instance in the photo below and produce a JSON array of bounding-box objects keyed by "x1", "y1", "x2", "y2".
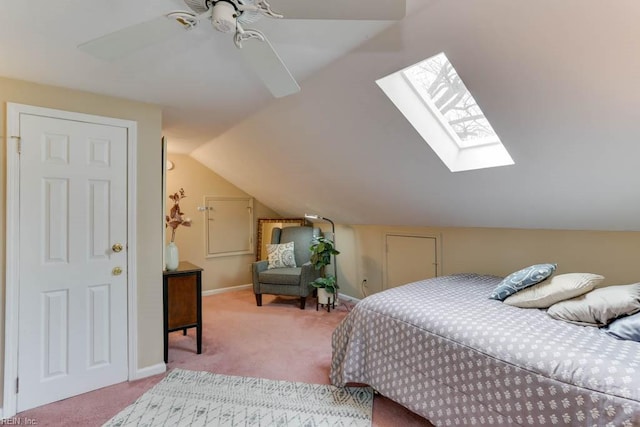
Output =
[
  {"x1": 489, "y1": 263, "x2": 557, "y2": 301},
  {"x1": 605, "y1": 312, "x2": 640, "y2": 342}
]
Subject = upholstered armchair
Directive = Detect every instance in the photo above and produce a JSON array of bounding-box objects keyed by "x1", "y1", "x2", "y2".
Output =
[{"x1": 252, "y1": 226, "x2": 321, "y2": 309}]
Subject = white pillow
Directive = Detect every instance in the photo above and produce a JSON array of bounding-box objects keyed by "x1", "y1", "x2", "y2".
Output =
[
  {"x1": 504, "y1": 273, "x2": 604, "y2": 308},
  {"x1": 266, "y1": 242, "x2": 296, "y2": 269},
  {"x1": 547, "y1": 283, "x2": 640, "y2": 327}
]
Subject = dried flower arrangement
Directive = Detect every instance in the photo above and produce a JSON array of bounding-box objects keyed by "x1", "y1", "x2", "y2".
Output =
[{"x1": 166, "y1": 188, "x2": 192, "y2": 242}]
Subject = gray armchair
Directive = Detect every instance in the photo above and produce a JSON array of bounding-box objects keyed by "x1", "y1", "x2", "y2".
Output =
[{"x1": 252, "y1": 226, "x2": 321, "y2": 309}]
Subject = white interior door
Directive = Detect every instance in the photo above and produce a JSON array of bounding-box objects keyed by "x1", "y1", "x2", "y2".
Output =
[
  {"x1": 17, "y1": 114, "x2": 129, "y2": 411},
  {"x1": 385, "y1": 234, "x2": 438, "y2": 289}
]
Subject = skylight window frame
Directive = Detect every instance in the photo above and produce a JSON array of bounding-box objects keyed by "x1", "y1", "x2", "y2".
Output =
[{"x1": 376, "y1": 52, "x2": 514, "y2": 172}]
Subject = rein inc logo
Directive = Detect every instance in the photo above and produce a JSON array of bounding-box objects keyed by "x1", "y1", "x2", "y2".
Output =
[{"x1": 0, "y1": 418, "x2": 38, "y2": 425}]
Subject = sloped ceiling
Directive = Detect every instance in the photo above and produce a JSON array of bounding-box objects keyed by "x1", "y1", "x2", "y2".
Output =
[
  {"x1": 0, "y1": 0, "x2": 407, "y2": 153},
  {"x1": 192, "y1": 0, "x2": 640, "y2": 231}
]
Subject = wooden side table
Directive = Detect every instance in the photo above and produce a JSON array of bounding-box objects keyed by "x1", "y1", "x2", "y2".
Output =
[{"x1": 163, "y1": 261, "x2": 203, "y2": 363}]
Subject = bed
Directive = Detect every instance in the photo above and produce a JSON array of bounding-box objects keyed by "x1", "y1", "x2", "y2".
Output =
[{"x1": 330, "y1": 274, "x2": 640, "y2": 426}]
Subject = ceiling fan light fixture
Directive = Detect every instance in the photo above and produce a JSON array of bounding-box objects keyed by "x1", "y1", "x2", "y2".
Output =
[{"x1": 212, "y1": 1, "x2": 238, "y2": 33}]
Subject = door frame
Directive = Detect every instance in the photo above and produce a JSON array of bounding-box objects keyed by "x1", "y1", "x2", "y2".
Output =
[
  {"x1": 383, "y1": 232, "x2": 442, "y2": 290},
  {"x1": 3, "y1": 103, "x2": 139, "y2": 417}
]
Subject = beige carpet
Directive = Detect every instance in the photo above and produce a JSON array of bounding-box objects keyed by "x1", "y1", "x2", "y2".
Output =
[{"x1": 17, "y1": 290, "x2": 433, "y2": 426}]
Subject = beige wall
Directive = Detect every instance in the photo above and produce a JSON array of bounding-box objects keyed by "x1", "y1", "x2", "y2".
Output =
[
  {"x1": 0, "y1": 76, "x2": 164, "y2": 402},
  {"x1": 165, "y1": 154, "x2": 279, "y2": 291},
  {"x1": 336, "y1": 224, "x2": 640, "y2": 298}
]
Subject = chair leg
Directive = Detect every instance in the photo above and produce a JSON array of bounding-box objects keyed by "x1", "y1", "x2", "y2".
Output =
[
  {"x1": 255, "y1": 293, "x2": 262, "y2": 306},
  {"x1": 300, "y1": 296, "x2": 306, "y2": 310}
]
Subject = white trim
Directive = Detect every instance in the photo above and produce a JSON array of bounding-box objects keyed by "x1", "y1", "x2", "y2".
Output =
[
  {"x1": 203, "y1": 196, "x2": 254, "y2": 258},
  {"x1": 126, "y1": 118, "x2": 139, "y2": 387},
  {"x1": 337, "y1": 293, "x2": 361, "y2": 303},
  {"x1": 3, "y1": 106, "x2": 21, "y2": 418},
  {"x1": 3, "y1": 103, "x2": 138, "y2": 418},
  {"x1": 203, "y1": 283, "x2": 355, "y2": 304},
  {"x1": 131, "y1": 363, "x2": 166, "y2": 381},
  {"x1": 202, "y1": 284, "x2": 252, "y2": 297}
]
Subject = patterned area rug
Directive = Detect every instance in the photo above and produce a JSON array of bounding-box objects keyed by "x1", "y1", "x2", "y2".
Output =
[{"x1": 104, "y1": 369, "x2": 373, "y2": 426}]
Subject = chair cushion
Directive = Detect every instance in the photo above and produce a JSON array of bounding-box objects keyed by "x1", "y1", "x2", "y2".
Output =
[{"x1": 259, "y1": 267, "x2": 302, "y2": 286}]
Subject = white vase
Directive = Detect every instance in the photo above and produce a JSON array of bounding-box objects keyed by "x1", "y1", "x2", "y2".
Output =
[{"x1": 166, "y1": 242, "x2": 179, "y2": 271}]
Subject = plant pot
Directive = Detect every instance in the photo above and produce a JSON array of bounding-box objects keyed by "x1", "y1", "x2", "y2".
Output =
[
  {"x1": 317, "y1": 287, "x2": 332, "y2": 305},
  {"x1": 166, "y1": 242, "x2": 179, "y2": 271}
]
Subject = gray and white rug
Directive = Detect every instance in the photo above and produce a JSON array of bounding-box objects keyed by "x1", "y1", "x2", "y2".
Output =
[{"x1": 104, "y1": 369, "x2": 373, "y2": 426}]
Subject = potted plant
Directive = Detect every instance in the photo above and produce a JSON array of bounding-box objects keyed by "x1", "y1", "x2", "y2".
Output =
[{"x1": 309, "y1": 236, "x2": 340, "y2": 305}]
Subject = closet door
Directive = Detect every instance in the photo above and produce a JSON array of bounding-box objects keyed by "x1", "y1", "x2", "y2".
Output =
[
  {"x1": 385, "y1": 234, "x2": 438, "y2": 290},
  {"x1": 205, "y1": 196, "x2": 254, "y2": 257}
]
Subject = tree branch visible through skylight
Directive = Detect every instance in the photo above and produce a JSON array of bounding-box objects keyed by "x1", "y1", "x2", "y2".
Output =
[{"x1": 404, "y1": 53, "x2": 499, "y2": 147}]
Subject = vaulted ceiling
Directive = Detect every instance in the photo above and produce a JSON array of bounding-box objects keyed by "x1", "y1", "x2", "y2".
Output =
[{"x1": 2, "y1": 1, "x2": 639, "y2": 231}]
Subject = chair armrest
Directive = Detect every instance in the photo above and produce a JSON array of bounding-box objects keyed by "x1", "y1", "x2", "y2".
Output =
[
  {"x1": 252, "y1": 260, "x2": 269, "y2": 292},
  {"x1": 300, "y1": 262, "x2": 322, "y2": 289},
  {"x1": 253, "y1": 260, "x2": 268, "y2": 272}
]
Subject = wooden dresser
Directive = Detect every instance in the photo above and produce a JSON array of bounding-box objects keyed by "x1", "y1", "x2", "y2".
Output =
[{"x1": 163, "y1": 261, "x2": 203, "y2": 363}]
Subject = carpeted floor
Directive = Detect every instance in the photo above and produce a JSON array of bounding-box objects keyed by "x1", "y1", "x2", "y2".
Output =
[{"x1": 16, "y1": 289, "x2": 434, "y2": 426}]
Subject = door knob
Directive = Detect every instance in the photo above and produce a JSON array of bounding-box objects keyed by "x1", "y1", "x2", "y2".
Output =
[
  {"x1": 112, "y1": 243, "x2": 123, "y2": 253},
  {"x1": 112, "y1": 267, "x2": 123, "y2": 276}
]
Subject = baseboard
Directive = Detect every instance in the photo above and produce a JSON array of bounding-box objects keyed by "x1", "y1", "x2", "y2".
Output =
[
  {"x1": 202, "y1": 284, "x2": 252, "y2": 297},
  {"x1": 132, "y1": 362, "x2": 167, "y2": 380},
  {"x1": 338, "y1": 293, "x2": 361, "y2": 303},
  {"x1": 201, "y1": 285, "x2": 358, "y2": 302}
]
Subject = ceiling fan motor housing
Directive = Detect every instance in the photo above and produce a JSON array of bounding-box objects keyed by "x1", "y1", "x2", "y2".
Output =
[{"x1": 212, "y1": 1, "x2": 237, "y2": 33}]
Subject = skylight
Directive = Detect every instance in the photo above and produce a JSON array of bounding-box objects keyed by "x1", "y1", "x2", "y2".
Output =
[{"x1": 376, "y1": 52, "x2": 514, "y2": 172}]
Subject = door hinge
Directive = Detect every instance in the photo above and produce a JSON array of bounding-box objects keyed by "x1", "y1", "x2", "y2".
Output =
[
  {"x1": 16, "y1": 377, "x2": 19, "y2": 394},
  {"x1": 10, "y1": 135, "x2": 21, "y2": 154}
]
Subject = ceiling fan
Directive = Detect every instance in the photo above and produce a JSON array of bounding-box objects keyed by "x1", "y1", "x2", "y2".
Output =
[{"x1": 78, "y1": 0, "x2": 406, "y2": 98}]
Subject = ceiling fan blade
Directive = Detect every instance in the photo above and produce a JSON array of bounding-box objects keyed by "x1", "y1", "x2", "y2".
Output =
[
  {"x1": 78, "y1": 14, "x2": 189, "y2": 61},
  {"x1": 269, "y1": 0, "x2": 406, "y2": 20},
  {"x1": 238, "y1": 35, "x2": 300, "y2": 98}
]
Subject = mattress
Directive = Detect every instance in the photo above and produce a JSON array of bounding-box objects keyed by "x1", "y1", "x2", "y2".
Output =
[{"x1": 330, "y1": 274, "x2": 640, "y2": 426}]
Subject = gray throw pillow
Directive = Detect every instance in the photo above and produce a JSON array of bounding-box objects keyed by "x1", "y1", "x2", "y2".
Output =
[
  {"x1": 605, "y1": 312, "x2": 640, "y2": 342},
  {"x1": 489, "y1": 263, "x2": 557, "y2": 301}
]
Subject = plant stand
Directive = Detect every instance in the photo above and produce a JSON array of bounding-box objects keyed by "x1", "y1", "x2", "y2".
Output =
[{"x1": 316, "y1": 288, "x2": 335, "y2": 312}]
